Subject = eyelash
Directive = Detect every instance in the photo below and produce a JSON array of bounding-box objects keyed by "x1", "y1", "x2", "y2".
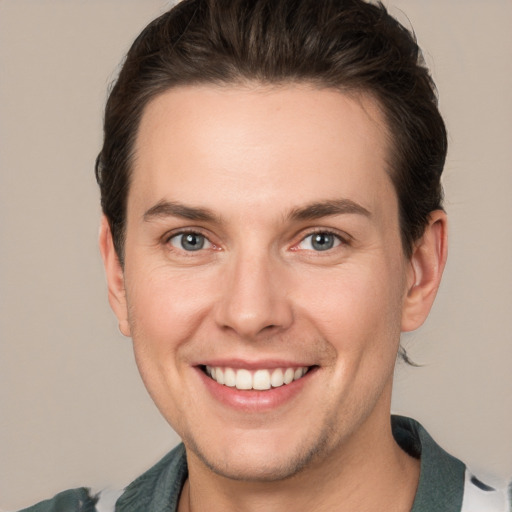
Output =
[
  {"x1": 164, "y1": 229, "x2": 214, "y2": 251},
  {"x1": 292, "y1": 229, "x2": 349, "y2": 253},
  {"x1": 164, "y1": 228, "x2": 349, "y2": 255}
]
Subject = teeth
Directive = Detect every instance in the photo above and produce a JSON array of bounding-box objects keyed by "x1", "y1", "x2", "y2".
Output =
[
  {"x1": 283, "y1": 368, "x2": 294, "y2": 384},
  {"x1": 253, "y1": 369, "x2": 271, "y2": 390},
  {"x1": 270, "y1": 368, "x2": 284, "y2": 388},
  {"x1": 294, "y1": 367, "x2": 304, "y2": 380},
  {"x1": 224, "y1": 368, "x2": 236, "y2": 387},
  {"x1": 205, "y1": 365, "x2": 310, "y2": 390},
  {"x1": 235, "y1": 369, "x2": 252, "y2": 390}
]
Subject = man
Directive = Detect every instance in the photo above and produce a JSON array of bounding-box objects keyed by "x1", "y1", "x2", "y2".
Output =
[{"x1": 21, "y1": 0, "x2": 510, "y2": 511}]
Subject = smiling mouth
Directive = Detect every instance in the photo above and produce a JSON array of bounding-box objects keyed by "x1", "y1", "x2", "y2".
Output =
[{"x1": 202, "y1": 365, "x2": 312, "y2": 391}]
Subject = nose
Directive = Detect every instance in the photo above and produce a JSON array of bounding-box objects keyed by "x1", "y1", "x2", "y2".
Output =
[{"x1": 214, "y1": 251, "x2": 294, "y2": 339}]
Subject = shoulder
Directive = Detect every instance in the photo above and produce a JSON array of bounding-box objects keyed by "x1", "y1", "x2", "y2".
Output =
[
  {"x1": 392, "y1": 416, "x2": 511, "y2": 512},
  {"x1": 17, "y1": 488, "x2": 97, "y2": 512},
  {"x1": 16, "y1": 444, "x2": 187, "y2": 512}
]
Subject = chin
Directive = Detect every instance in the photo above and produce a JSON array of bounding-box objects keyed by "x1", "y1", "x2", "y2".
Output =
[{"x1": 184, "y1": 427, "x2": 331, "y2": 482}]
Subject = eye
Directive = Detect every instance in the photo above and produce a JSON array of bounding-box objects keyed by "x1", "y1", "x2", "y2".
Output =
[
  {"x1": 168, "y1": 232, "x2": 212, "y2": 252},
  {"x1": 298, "y1": 232, "x2": 342, "y2": 251}
]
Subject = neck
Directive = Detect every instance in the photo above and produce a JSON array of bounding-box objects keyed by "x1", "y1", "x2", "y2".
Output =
[{"x1": 179, "y1": 409, "x2": 420, "y2": 512}]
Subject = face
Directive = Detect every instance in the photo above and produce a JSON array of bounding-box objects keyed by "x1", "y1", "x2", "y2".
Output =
[{"x1": 104, "y1": 84, "x2": 430, "y2": 481}]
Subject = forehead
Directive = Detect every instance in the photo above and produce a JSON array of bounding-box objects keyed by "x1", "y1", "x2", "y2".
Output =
[{"x1": 130, "y1": 84, "x2": 394, "y2": 220}]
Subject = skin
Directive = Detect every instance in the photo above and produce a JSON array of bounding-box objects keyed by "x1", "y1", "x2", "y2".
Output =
[{"x1": 100, "y1": 84, "x2": 447, "y2": 511}]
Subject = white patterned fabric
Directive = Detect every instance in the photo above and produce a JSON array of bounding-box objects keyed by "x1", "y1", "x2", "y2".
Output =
[{"x1": 460, "y1": 471, "x2": 510, "y2": 512}]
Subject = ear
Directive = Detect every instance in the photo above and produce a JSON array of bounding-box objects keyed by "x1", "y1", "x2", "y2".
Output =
[
  {"x1": 401, "y1": 210, "x2": 448, "y2": 332},
  {"x1": 98, "y1": 216, "x2": 131, "y2": 337}
]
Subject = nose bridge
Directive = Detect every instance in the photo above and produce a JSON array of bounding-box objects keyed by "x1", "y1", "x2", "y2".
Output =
[{"x1": 215, "y1": 244, "x2": 292, "y2": 338}]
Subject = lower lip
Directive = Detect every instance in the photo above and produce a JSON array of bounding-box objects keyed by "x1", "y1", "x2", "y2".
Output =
[{"x1": 197, "y1": 367, "x2": 314, "y2": 412}]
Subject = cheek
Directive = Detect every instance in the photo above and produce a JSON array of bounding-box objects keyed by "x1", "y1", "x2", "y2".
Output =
[
  {"x1": 295, "y1": 264, "x2": 404, "y2": 351},
  {"x1": 124, "y1": 264, "x2": 216, "y2": 360},
  {"x1": 123, "y1": 267, "x2": 217, "y2": 427}
]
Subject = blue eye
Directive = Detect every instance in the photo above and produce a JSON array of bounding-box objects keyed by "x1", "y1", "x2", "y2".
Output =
[
  {"x1": 169, "y1": 232, "x2": 211, "y2": 251},
  {"x1": 299, "y1": 232, "x2": 341, "y2": 251}
]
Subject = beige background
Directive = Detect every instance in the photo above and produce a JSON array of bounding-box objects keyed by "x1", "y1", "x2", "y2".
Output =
[{"x1": 1, "y1": 0, "x2": 511, "y2": 509}]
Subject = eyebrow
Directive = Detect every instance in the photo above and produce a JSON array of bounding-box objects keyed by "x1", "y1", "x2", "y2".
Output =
[
  {"x1": 287, "y1": 199, "x2": 371, "y2": 221},
  {"x1": 143, "y1": 200, "x2": 218, "y2": 222},
  {"x1": 143, "y1": 198, "x2": 371, "y2": 224}
]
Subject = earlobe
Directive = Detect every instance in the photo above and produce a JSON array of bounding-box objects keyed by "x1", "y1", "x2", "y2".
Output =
[
  {"x1": 98, "y1": 216, "x2": 131, "y2": 337},
  {"x1": 401, "y1": 210, "x2": 448, "y2": 332}
]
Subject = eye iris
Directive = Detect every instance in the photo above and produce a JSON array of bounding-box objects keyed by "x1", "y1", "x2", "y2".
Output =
[
  {"x1": 181, "y1": 233, "x2": 204, "y2": 251},
  {"x1": 312, "y1": 233, "x2": 334, "y2": 251}
]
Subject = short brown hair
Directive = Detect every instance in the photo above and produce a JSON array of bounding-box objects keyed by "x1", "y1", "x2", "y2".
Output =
[{"x1": 96, "y1": 0, "x2": 446, "y2": 265}]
